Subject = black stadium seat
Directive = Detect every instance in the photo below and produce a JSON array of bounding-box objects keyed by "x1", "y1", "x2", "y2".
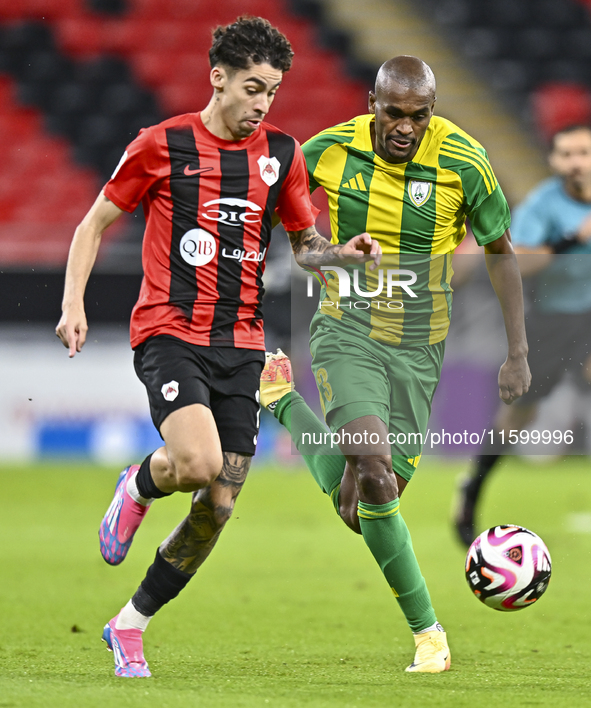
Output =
[{"x1": 423, "y1": 0, "x2": 591, "y2": 140}]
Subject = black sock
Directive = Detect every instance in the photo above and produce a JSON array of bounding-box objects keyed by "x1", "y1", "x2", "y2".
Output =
[
  {"x1": 131, "y1": 549, "x2": 193, "y2": 617},
  {"x1": 135, "y1": 453, "x2": 171, "y2": 500},
  {"x1": 465, "y1": 454, "x2": 500, "y2": 503}
]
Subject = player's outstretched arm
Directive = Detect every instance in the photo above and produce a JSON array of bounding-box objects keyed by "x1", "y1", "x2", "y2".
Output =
[
  {"x1": 484, "y1": 230, "x2": 531, "y2": 404},
  {"x1": 287, "y1": 226, "x2": 381, "y2": 269},
  {"x1": 56, "y1": 192, "x2": 124, "y2": 357}
]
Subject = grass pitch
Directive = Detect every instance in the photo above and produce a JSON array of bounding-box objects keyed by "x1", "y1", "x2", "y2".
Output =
[{"x1": 1, "y1": 456, "x2": 590, "y2": 707}]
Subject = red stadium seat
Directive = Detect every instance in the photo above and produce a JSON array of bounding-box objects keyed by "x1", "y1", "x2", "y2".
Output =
[
  {"x1": 142, "y1": 20, "x2": 205, "y2": 52},
  {"x1": 0, "y1": 0, "x2": 81, "y2": 21},
  {"x1": 158, "y1": 82, "x2": 202, "y2": 115},
  {"x1": 127, "y1": 0, "x2": 166, "y2": 19},
  {"x1": 55, "y1": 16, "x2": 105, "y2": 57},
  {"x1": 100, "y1": 19, "x2": 147, "y2": 55},
  {"x1": 131, "y1": 51, "x2": 182, "y2": 88},
  {"x1": 0, "y1": 75, "x2": 105, "y2": 265},
  {"x1": 1, "y1": 0, "x2": 370, "y2": 265},
  {"x1": 0, "y1": 110, "x2": 39, "y2": 142},
  {"x1": 532, "y1": 82, "x2": 591, "y2": 140}
]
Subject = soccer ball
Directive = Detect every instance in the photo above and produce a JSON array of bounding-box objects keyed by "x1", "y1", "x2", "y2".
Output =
[{"x1": 465, "y1": 525, "x2": 551, "y2": 611}]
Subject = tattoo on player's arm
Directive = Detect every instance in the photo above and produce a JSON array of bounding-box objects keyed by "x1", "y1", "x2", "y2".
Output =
[
  {"x1": 159, "y1": 452, "x2": 251, "y2": 574},
  {"x1": 287, "y1": 226, "x2": 340, "y2": 265}
]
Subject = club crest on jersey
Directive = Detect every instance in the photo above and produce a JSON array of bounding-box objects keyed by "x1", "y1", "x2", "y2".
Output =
[
  {"x1": 161, "y1": 380, "x2": 179, "y2": 401},
  {"x1": 408, "y1": 180, "x2": 432, "y2": 207},
  {"x1": 258, "y1": 156, "x2": 280, "y2": 186}
]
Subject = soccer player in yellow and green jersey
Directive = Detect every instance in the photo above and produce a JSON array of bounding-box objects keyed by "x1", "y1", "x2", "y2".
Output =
[
  {"x1": 305, "y1": 113, "x2": 509, "y2": 254},
  {"x1": 261, "y1": 56, "x2": 531, "y2": 674},
  {"x1": 303, "y1": 111, "x2": 511, "y2": 347}
]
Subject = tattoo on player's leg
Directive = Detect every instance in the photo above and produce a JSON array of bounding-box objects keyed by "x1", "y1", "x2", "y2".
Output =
[
  {"x1": 159, "y1": 452, "x2": 251, "y2": 574},
  {"x1": 215, "y1": 451, "x2": 251, "y2": 487}
]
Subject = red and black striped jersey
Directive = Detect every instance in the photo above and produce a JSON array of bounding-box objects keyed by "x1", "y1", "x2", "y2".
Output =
[{"x1": 104, "y1": 112, "x2": 316, "y2": 350}]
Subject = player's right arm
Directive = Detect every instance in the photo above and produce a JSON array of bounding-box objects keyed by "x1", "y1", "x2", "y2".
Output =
[
  {"x1": 287, "y1": 226, "x2": 381, "y2": 268},
  {"x1": 56, "y1": 192, "x2": 124, "y2": 357},
  {"x1": 275, "y1": 132, "x2": 381, "y2": 268}
]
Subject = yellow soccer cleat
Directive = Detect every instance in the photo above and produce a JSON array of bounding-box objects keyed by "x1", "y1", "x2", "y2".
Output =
[
  {"x1": 260, "y1": 349, "x2": 293, "y2": 411},
  {"x1": 405, "y1": 630, "x2": 451, "y2": 673}
]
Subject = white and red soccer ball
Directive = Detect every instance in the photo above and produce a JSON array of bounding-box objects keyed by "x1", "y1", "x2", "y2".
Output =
[{"x1": 465, "y1": 525, "x2": 552, "y2": 611}]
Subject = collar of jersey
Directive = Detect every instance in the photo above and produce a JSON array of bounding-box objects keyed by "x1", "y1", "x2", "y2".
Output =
[{"x1": 357, "y1": 115, "x2": 433, "y2": 171}]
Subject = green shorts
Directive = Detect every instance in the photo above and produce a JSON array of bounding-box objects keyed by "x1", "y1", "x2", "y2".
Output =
[{"x1": 309, "y1": 315, "x2": 445, "y2": 481}]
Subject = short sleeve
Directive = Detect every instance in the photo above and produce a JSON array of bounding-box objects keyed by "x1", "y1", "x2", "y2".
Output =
[
  {"x1": 468, "y1": 184, "x2": 512, "y2": 246},
  {"x1": 302, "y1": 133, "x2": 329, "y2": 193},
  {"x1": 439, "y1": 135, "x2": 511, "y2": 245},
  {"x1": 103, "y1": 127, "x2": 166, "y2": 213},
  {"x1": 275, "y1": 143, "x2": 319, "y2": 231}
]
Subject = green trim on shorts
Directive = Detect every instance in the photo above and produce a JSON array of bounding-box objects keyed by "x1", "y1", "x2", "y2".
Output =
[{"x1": 327, "y1": 402, "x2": 389, "y2": 432}]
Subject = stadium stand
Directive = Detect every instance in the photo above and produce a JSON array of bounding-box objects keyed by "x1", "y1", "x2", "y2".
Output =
[
  {"x1": 0, "y1": 72, "x2": 116, "y2": 265},
  {"x1": 0, "y1": 0, "x2": 367, "y2": 266},
  {"x1": 317, "y1": 0, "x2": 551, "y2": 205},
  {"x1": 3, "y1": 0, "x2": 590, "y2": 267},
  {"x1": 421, "y1": 0, "x2": 591, "y2": 139}
]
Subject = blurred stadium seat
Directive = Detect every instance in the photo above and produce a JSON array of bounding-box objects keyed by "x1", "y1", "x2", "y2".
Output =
[
  {"x1": 0, "y1": 72, "x2": 121, "y2": 265},
  {"x1": 425, "y1": 0, "x2": 591, "y2": 138},
  {"x1": 7, "y1": 0, "x2": 587, "y2": 267},
  {"x1": 0, "y1": 0, "x2": 368, "y2": 267},
  {"x1": 532, "y1": 82, "x2": 591, "y2": 140}
]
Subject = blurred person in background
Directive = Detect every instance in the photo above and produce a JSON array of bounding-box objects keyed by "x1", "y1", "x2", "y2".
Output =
[
  {"x1": 55, "y1": 15, "x2": 375, "y2": 678},
  {"x1": 455, "y1": 124, "x2": 591, "y2": 547}
]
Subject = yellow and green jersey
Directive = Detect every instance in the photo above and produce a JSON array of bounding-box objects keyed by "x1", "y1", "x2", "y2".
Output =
[{"x1": 303, "y1": 114, "x2": 510, "y2": 345}]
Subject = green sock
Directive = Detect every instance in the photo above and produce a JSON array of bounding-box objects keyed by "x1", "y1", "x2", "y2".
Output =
[
  {"x1": 357, "y1": 498, "x2": 437, "y2": 633},
  {"x1": 274, "y1": 392, "x2": 345, "y2": 512}
]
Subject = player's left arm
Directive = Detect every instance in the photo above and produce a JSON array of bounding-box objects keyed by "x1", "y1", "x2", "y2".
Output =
[{"x1": 484, "y1": 230, "x2": 531, "y2": 404}]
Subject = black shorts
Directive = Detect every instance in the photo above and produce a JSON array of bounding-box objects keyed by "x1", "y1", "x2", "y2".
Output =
[
  {"x1": 134, "y1": 335, "x2": 265, "y2": 455},
  {"x1": 516, "y1": 310, "x2": 591, "y2": 405}
]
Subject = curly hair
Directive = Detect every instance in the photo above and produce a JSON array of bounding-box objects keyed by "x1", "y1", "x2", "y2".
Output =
[{"x1": 209, "y1": 16, "x2": 293, "y2": 73}]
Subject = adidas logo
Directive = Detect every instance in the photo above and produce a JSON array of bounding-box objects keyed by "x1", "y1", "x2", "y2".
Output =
[{"x1": 341, "y1": 172, "x2": 367, "y2": 191}]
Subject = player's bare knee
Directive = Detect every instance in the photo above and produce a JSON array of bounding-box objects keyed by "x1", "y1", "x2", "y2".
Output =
[
  {"x1": 351, "y1": 455, "x2": 398, "y2": 502},
  {"x1": 174, "y1": 451, "x2": 223, "y2": 491}
]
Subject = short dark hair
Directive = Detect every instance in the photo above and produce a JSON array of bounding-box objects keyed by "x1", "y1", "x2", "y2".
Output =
[
  {"x1": 209, "y1": 16, "x2": 293, "y2": 73},
  {"x1": 550, "y1": 124, "x2": 591, "y2": 151}
]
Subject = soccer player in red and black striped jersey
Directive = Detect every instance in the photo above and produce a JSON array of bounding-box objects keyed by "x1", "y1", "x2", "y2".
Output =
[{"x1": 56, "y1": 16, "x2": 379, "y2": 678}]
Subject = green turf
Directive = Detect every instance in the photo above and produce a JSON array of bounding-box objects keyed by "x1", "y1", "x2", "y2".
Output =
[{"x1": 1, "y1": 456, "x2": 590, "y2": 707}]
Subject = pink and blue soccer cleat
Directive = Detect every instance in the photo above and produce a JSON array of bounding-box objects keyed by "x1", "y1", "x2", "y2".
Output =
[
  {"x1": 102, "y1": 616, "x2": 151, "y2": 677},
  {"x1": 99, "y1": 465, "x2": 150, "y2": 565}
]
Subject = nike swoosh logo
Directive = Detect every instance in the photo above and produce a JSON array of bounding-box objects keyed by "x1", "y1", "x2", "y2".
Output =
[{"x1": 184, "y1": 165, "x2": 213, "y2": 176}]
